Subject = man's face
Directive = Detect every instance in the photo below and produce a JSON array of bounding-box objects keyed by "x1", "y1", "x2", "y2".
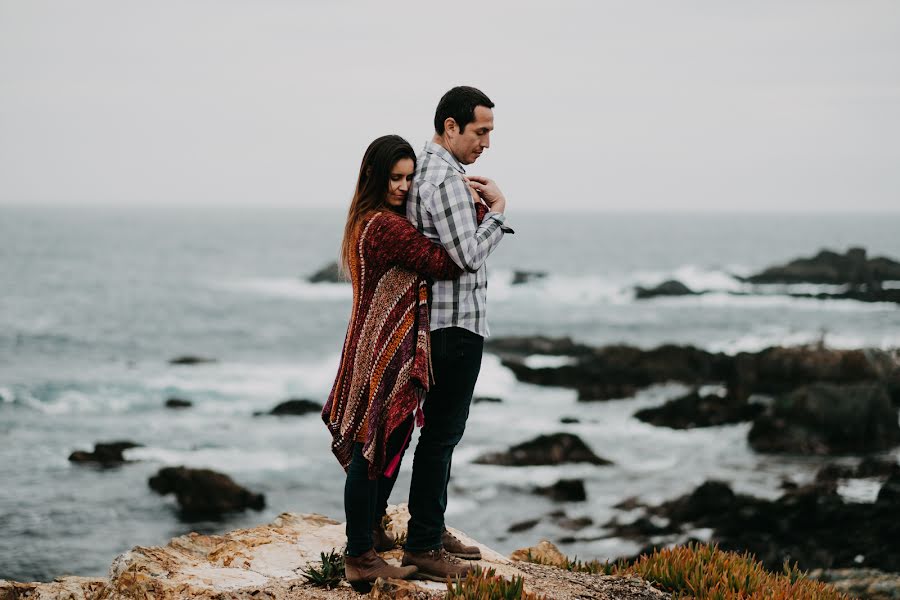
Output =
[{"x1": 448, "y1": 106, "x2": 493, "y2": 165}]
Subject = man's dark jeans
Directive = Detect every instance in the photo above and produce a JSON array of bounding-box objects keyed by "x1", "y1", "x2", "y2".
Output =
[
  {"x1": 406, "y1": 326, "x2": 484, "y2": 552},
  {"x1": 344, "y1": 414, "x2": 413, "y2": 556}
]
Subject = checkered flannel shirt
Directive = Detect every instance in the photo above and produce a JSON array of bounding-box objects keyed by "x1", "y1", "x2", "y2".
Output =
[{"x1": 406, "y1": 141, "x2": 511, "y2": 337}]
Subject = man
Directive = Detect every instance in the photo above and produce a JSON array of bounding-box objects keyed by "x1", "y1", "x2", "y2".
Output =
[{"x1": 401, "y1": 86, "x2": 513, "y2": 581}]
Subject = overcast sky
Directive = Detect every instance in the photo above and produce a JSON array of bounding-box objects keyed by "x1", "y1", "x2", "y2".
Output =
[{"x1": 1, "y1": 1, "x2": 898, "y2": 212}]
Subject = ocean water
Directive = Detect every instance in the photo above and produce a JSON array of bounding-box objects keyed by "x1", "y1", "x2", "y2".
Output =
[{"x1": 2, "y1": 205, "x2": 900, "y2": 582}]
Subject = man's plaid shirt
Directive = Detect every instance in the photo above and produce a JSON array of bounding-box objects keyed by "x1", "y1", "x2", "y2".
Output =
[{"x1": 406, "y1": 141, "x2": 510, "y2": 337}]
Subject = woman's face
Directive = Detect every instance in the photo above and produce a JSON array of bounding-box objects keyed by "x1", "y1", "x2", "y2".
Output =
[{"x1": 385, "y1": 158, "x2": 415, "y2": 208}]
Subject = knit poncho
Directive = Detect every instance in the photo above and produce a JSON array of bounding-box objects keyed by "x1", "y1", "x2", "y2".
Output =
[{"x1": 322, "y1": 209, "x2": 465, "y2": 479}]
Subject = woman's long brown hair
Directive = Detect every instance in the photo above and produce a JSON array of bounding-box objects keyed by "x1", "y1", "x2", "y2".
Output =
[{"x1": 340, "y1": 135, "x2": 416, "y2": 278}]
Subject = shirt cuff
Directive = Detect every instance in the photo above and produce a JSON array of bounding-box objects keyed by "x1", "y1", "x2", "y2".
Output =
[{"x1": 488, "y1": 211, "x2": 515, "y2": 234}]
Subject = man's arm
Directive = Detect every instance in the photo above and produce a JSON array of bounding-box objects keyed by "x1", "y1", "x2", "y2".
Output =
[{"x1": 423, "y1": 175, "x2": 506, "y2": 273}]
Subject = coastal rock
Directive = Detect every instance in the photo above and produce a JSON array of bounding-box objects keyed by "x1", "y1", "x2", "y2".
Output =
[
  {"x1": 744, "y1": 247, "x2": 900, "y2": 286},
  {"x1": 634, "y1": 390, "x2": 764, "y2": 429},
  {"x1": 485, "y1": 336, "x2": 594, "y2": 357},
  {"x1": 634, "y1": 279, "x2": 698, "y2": 299},
  {"x1": 577, "y1": 382, "x2": 642, "y2": 401},
  {"x1": 168, "y1": 355, "x2": 217, "y2": 365},
  {"x1": 0, "y1": 506, "x2": 674, "y2": 600},
  {"x1": 510, "y1": 540, "x2": 568, "y2": 568},
  {"x1": 307, "y1": 261, "x2": 343, "y2": 283},
  {"x1": 534, "y1": 479, "x2": 587, "y2": 502},
  {"x1": 69, "y1": 441, "x2": 142, "y2": 466},
  {"x1": 165, "y1": 397, "x2": 193, "y2": 409},
  {"x1": 474, "y1": 433, "x2": 611, "y2": 467},
  {"x1": 511, "y1": 270, "x2": 548, "y2": 285},
  {"x1": 255, "y1": 398, "x2": 322, "y2": 417},
  {"x1": 473, "y1": 396, "x2": 503, "y2": 404},
  {"x1": 876, "y1": 470, "x2": 900, "y2": 506},
  {"x1": 809, "y1": 568, "x2": 900, "y2": 600},
  {"x1": 508, "y1": 518, "x2": 541, "y2": 533},
  {"x1": 631, "y1": 475, "x2": 900, "y2": 574},
  {"x1": 148, "y1": 466, "x2": 265, "y2": 517},
  {"x1": 748, "y1": 383, "x2": 900, "y2": 455}
]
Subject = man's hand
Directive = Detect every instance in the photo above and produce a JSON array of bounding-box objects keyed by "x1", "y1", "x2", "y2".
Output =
[{"x1": 465, "y1": 175, "x2": 507, "y2": 214}]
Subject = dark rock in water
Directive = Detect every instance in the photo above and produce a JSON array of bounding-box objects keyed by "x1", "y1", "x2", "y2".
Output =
[
  {"x1": 534, "y1": 479, "x2": 587, "y2": 502},
  {"x1": 634, "y1": 280, "x2": 698, "y2": 299},
  {"x1": 634, "y1": 477, "x2": 900, "y2": 573},
  {"x1": 69, "y1": 441, "x2": 142, "y2": 466},
  {"x1": 474, "y1": 433, "x2": 612, "y2": 467},
  {"x1": 165, "y1": 397, "x2": 193, "y2": 409},
  {"x1": 788, "y1": 288, "x2": 900, "y2": 305},
  {"x1": 473, "y1": 396, "x2": 502, "y2": 404},
  {"x1": 816, "y1": 457, "x2": 899, "y2": 484},
  {"x1": 508, "y1": 518, "x2": 540, "y2": 533},
  {"x1": 744, "y1": 247, "x2": 900, "y2": 286},
  {"x1": 559, "y1": 416, "x2": 580, "y2": 424},
  {"x1": 634, "y1": 390, "x2": 764, "y2": 429},
  {"x1": 485, "y1": 336, "x2": 594, "y2": 357},
  {"x1": 148, "y1": 466, "x2": 265, "y2": 517},
  {"x1": 748, "y1": 383, "x2": 900, "y2": 455},
  {"x1": 168, "y1": 355, "x2": 217, "y2": 366},
  {"x1": 555, "y1": 516, "x2": 593, "y2": 531},
  {"x1": 254, "y1": 398, "x2": 322, "y2": 417},
  {"x1": 511, "y1": 270, "x2": 548, "y2": 285},
  {"x1": 876, "y1": 471, "x2": 900, "y2": 506},
  {"x1": 577, "y1": 382, "x2": 642, "y2": 401},
  {"x1": 307, "y1": 261, "x2": 343, "y2": 283},
  {"x1": 605, "y1": 516, "x2": 673, "y2": 539}
]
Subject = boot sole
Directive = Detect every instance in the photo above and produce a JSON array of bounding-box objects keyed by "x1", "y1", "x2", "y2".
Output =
[
  {"x1": 348, "y1": 580, "x2": 373, "y2": 593},
  {"x1": 447, "y1": 551, "x2": 481, "y2": 560},
  {"x1": 409, "y1": 570, "x2": 469, "y2": 583}
]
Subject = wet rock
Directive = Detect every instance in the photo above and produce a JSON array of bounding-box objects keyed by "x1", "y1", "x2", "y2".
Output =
[
  {"x1": 508, "y1": 518, "x2": 541, "y2": 533},
  {"x1": 634, "y1": 280, "x2": 698, "y2": 299},
  {"x1": 577, "y1": 382, "x2": 642, "y2": 401},
  {"x1": 559, "y1": 416, "x2": 580, "y2": 424},
  {"x1": 808, "y1": 568, "x2": 900, "y2": 600},
  {"x1": 788, "y1": 289, "x2": 900, "y2": 305},
  {"x1": 748, "y1": 383, "x2": 900, "y2": 455},
  {"x1": 254, "y1": 398, "x2": 322, "y2": 417},
  {"x1": 555, "y1": 516, "x2": 593, "y2": 531},
  {"x1": 168, "y1": 355, "x2": 217, "y2": 365},
  {"x1": 605, "y1": 516, "x2": 673, "y2": 539},
  {"x1": 511, "y1": 270, "x2": 548, "y2": 285},
  {"x1": 634, "y1": 390, "x2": 764, "y2": 429},
  {"x1": 876, "y1": 470, "x2": 900, "y2": 506},
  {"x1": 307, "y1": 261, "x2": 343, "y2": 283},
  {"x1": 534, "y1": 479, "x2": 587, "y2": 502},
  {"x1": 69, "y1": 441, "x2": 142, "y2": 466},
  {"x1": 486, "y1": 336, "x2": 594, "y2": 357},
  {"x1": 474, "y1": 433, "x2": 611, "y2": 467},
  {"x1": 744, "y1": 247, "x2": 900, "y2": 286},
  {"x1": 148, "y1": 466, "x2": 265, "y2": 517},
  {"x1": 165, "y1": 397, "x2": 193, "y2": 409},
  {"x1": 473, "y1": 396, "x2": 503, "y2": 404}
]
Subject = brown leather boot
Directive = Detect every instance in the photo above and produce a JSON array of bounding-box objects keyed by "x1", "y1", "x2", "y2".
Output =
[
  {"x1": 401, "y1": 548, "x2": 473, "y2": 582},
  {"x1": 344, "y1": 548, "x2": 417, "y2": 593},
  {"x1": 372, "y1": 517, "x2": 396, "y2": 552},
  {"x1": 442, "y1": 528, "x2": 482, "y2": 560}
]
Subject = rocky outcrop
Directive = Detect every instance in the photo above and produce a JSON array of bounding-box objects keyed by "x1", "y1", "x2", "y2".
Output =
[
  {"x1": 610, "y1": 461, "x2": 900, "y2": 574},
  {"x1": 69, "y1": 441, "x2": 142, "y2": 466},
  {"x1": 168, "y1": 355, "x2": 217, "y2": 365},
  {"x1": 0, "y1": 506, "x2": 668, "y2": 600},
  {"x1": 634, "y1": 390, "x2": 764, "y2": 429},
  {"x1": 485, "y1": 335, "x2": 594, "y2": 357},
  {"x1": 511, "y1": 270, "x2": 548, "y2": 285},
  {"x1": 255, "y1": 398, "x2": 322, "y2": 417},
  {"x1": 474, "y1": 433, "x2": 612, "y2": 467},
  {"x1": 808, "y1": 568, "x2": 900, "y2": 600},
  {"x1": 148, "y1": 467, "x2": 266, "y2": 518},
  {"x1": 534, "y1": 479, "x2": 587, "y2": 502},
  {"x1": 748, "y1": 383, "x2": 900, "y2": 455},
  {"x1": 165, "y1": 397, "x2": 193, "y2": 409},
  {"x1": 743, "y1": 247, "x2": 900, "y2": 286},
  {"x1": 634, "y1": 279, "x2": 698, "y2": 299},
  {"x1": 307, "y1": 261, "x2": 343, "y2": 283}
]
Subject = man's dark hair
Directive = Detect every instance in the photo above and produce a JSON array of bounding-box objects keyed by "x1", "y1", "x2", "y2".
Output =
[{"x1": 433, "y1": 86, "x2": 494, "y2": 135}]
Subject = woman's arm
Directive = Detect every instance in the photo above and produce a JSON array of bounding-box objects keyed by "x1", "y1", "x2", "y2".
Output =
[{"x1": 366, "y1": 213, "x2": 463, "y2": 280}]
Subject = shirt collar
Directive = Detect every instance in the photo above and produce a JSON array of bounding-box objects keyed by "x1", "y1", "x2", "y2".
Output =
[{"x1": 423, "y1": 141, "x2": 466, "y2": 174}]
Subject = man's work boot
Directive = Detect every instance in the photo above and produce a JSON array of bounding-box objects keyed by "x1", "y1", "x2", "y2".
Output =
[
  {"x1": 344, "y1": 548, "x2": 417, "y2": 593},
  {"x1": 372, "y1": 517, "x2": 396, "y2": 552},
  {"x1": 401, "y1": 548, "x2": 473, "y2": 583},
  {"x1": 442, "y1": 528, "x2": 482, "y2": 560}
]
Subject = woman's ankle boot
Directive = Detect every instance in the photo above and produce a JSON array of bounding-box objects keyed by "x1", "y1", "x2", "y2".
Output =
[{"x1": 372, "y1": 519, "x2": 396, "y2": 552}]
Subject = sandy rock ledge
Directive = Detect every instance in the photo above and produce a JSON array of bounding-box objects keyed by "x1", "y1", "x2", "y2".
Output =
[{"x1": 1, "y1": 505, "x2": 668, "y2": 600}]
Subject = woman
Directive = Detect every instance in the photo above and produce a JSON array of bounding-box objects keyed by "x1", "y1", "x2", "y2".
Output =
[{"x1": 321, "y1": 135, "x2": 487, "y2": 591}]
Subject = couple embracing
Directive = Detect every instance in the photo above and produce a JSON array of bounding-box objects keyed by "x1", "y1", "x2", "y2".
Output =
[{"x1": 321, "y1": 85, "x2": 513, "y2": 591}]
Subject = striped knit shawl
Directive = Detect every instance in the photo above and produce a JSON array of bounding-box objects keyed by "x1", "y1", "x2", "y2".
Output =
[{"x1": 322, "y1": 213, "x2": 431, "y2": 479}]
